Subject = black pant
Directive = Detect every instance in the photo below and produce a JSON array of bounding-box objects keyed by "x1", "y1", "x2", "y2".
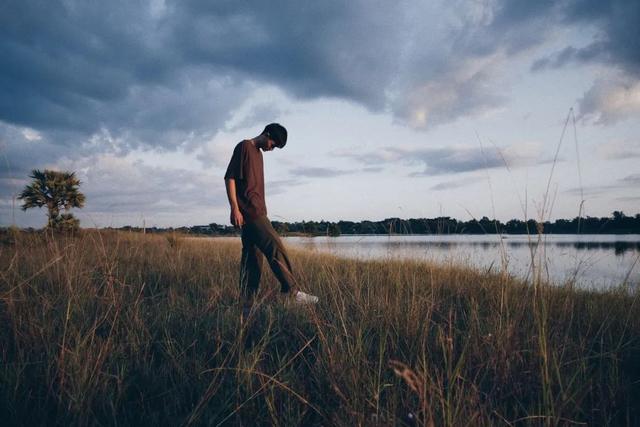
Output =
[{"x1": 240, "y1": 216, "x2": 296, "y2": 298}]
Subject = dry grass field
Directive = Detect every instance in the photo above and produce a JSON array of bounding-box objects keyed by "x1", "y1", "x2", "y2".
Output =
[{"x1": 1, "y1": 230, "x2": 638, "y2": 426}]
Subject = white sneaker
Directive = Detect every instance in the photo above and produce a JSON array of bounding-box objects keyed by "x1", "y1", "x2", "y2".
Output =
[{"x1": 294, "y1": 290, "x2": 319, "y2": 304}]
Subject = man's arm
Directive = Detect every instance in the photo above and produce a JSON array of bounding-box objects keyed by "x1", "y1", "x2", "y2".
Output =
[{"x1": 225, "y1": 178, "x2": 244, "y2": 228}]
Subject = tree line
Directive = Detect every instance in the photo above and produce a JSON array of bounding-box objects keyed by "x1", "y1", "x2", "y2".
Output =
[
  {"x1": 11, "y1": 169, "x2": 640, "y2": 236},
  {"x1": 128, "y1": 211, "x2": 639, "y2": 236}
]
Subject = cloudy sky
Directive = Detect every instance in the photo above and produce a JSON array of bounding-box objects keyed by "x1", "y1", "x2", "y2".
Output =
[{"x1": 1, "y1": 0, "x2": 639, "y2": 228}]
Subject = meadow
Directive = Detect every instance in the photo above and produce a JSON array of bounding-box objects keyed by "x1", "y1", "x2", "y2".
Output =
[{"x1": 0, "y1": 230, "x2": 638, "y2": 426}]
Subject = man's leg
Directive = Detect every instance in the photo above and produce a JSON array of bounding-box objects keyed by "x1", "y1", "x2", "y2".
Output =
[
  {"x1": 240, "y1": 227, "x2": 263, "y2": 299},
  {"x1": 246, "y1": 216, "x2": 297, "y2": 293}
]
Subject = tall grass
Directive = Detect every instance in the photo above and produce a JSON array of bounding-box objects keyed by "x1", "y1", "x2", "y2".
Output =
[{"x1": 1, "y1": 230, "x2": 638, "y2": 426}]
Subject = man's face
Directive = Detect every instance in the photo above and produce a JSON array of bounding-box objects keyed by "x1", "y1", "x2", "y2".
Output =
[{"x1": 262, "y1": 138, "x2": 277, "y2": 152}]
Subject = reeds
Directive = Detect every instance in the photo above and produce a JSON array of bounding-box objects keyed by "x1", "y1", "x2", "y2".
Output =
[{"x1": 1, "y1": 230, "x2": 638, "y2": 426}]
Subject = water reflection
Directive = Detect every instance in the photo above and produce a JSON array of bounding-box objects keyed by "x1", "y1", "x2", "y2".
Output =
[
  {"x1": 385, "y1": 240, "x2": 640, "y2": 254},
  {"x1": 557, "y1": 241, "x2": 640, "y2": 255},
  {"x1": 291, "y1": 236, "x2": 640, "y2": 254},
  {"x1": 284, "y1": 234, "x2": 640, "y2": 289}
]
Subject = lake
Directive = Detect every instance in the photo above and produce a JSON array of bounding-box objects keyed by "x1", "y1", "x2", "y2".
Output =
[{"x1": 283, "y1": 234, "x2": 640, "y2": 290}]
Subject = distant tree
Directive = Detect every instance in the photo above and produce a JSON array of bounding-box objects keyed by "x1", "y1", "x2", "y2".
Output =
[
  {"x1": 328, "y1": 223, "x2": 341, "y2": 237},
  {"x1": 273, "y1": 221, "x2": 288, "y2": 235},
  {"x1": 612, "y1": 211, "x2": 626, "y2": 221},
  {"x1": 18, "y1": 169, "x2": 85, "y2": 230},
  {"x1": 305, "y1": 221, "x2": 319, "y2": 235}
]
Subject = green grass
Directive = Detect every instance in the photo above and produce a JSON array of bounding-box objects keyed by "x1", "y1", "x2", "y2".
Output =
[{"x1": 1, "y1": 230, "x2": 638, "y2": 426}]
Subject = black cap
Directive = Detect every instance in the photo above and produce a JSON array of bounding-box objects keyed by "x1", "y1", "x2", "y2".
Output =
[{"x1": 263, "y1": 123, "x2": 287, "y2": 148}]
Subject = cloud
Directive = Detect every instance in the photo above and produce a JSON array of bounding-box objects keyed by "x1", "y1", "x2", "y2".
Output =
[
  {"x1": 169, "y1": 1, "x2": 406, "y2": 107},
  {"x1": 531, "y1": 44, "x2": 605, "y2": 71},
  {"x1": 564, "y1": 186, "x2": 613, "y2": 197},
  {"x1": 3, "y1": 0, "x2": 634, "y2": 160},
  {"x1": 530, "y1": 0, "x2": 640, "y2": 75},
  {"x1": 267, "y1": 178, "x2": 307, "y2": 196},
  {"x1": 620, "y1": 173, "x2": 640, "y2": 185},
  {"x1": 578, "y1": 76, "x2": 640, "y2": 125},
  {"x1": 70, "y1": 155, "x2": 230, "y2": 228},
  {"x1": 361, "y1": 166, "x2": 384, "y2": 173},
  {"x1": 340, "y1": 142, "x2": 553, "y2": 176},
  {"x1": 0, "y1": 1, "x2": 251, "y2": 150},
  {"x1": 616, "y1": 196, "x2": 640, "y2": 202},
  {"x1": 21, "y1": 128, "x2": 42, "y2": 141},
  {"x1": 66, "y1": 155, "x2": 226, "y2": 214},
  {"x1": 289, "y1": 167, "x2": 350, "y2": 178},
  {"x1": 395, "y1": 57, "x2": 506, "y2": 129},
  {"x1": 0, "y1": 122, "x2": 63, "y2": 180},
  {"x1": 564, "y1": 173, "x2": 640, "y2": 196},
  {"x1": 1, "y1": 151, "x2": 231, "y2": 227},
  {"x1": 391, "y1": 0, "x2": 636, "y2": 128},
  {"x1": 409, "y1": 147, "x2": 504, "y2": 176},
  {"x1": 526, "y1": 1, "x2": 640, "y2": 125},
  {"x1": 430, "y1": 177, "x2": 480, "y2": 191},
  {"x1": 224, "y1": 103, "x2": 286, "y2": 133},
  {"x1": 597, "y1": 139, "x2": 640, "y2": 159},
  {"x1": 384, "y1": 1, "x2": 551, "y2": 129},
  {"x1": 197, "y1": 140, "x2": 237, "y2": 168},
  {"x1": 523, "y1": 1, "x2": 640, "y2": 125},
  {"x1": 1, "y1": 0, "x2": 638, "y2": 199}
]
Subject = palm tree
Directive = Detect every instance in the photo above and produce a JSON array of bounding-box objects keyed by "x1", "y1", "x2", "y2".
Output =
[{"x1": 18, "y1": 169, "x2": 86, "y2": 229}]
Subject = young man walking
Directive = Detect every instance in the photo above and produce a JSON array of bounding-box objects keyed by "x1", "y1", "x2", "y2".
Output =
[{"x1": 224, "y1": 123, "x2": 318, "y2": 305}]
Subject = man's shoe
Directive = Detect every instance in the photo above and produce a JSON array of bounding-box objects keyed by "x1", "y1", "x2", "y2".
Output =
[{"x1": 294, "y1": 290, "x2": 319, "y2": 304}]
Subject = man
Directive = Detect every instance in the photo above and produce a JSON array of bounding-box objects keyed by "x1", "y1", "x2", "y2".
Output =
[{"x1": 224, "y1": 123, "x2": 319, "y2": 305}]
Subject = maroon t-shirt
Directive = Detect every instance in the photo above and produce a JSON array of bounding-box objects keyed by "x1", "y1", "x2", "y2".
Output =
[{"x1": 224, "y1": 140, "x2": 267, "y2": 221}]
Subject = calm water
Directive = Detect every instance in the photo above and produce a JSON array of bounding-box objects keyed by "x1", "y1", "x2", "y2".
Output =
[{"x1": 283, "y1": 234, "x2": 640, "y2": 290}]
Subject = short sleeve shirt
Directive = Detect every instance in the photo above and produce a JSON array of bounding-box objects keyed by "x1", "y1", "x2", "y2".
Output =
[{"x1": 224, "y1": 140, "x2": 267, "y2": 220}]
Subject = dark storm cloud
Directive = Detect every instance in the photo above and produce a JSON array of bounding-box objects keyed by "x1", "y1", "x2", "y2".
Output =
[
  {"x1": 0, "y1": 0, "x2": 407, "y2": 174},
  {"x1": 0, "y1": 0, "x2": 640, "y2": 147},
  {"x1": 530, "y1": 0, "x2": 640, "y2": 75},
  {"x1": 1, "y1": 0, "x2": 402, "y2": 133},
  {"x1": 2, "y1": 1, "x2": 165, "y2": 132},
  {"x1": 0, "y1": 124, "x2": 55, "y2": 180},
  {"x1": 168, "y1": 0, "x2": 404, "y2": 108},
  {"x1": 1, "y1": 0, "x2": 636, "y2": 227},
  {"x1": 0, "y1": 0, "x2": 251, "y2": 153},
  {"x1": 1, "y1": 0, "x2": 637, "y2": 161},
  {"x1": 531, "y1": 44, "x2": 605, "y2": 71}
]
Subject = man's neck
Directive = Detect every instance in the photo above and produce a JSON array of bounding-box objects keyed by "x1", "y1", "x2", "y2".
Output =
[{"x1": 250, "y1": 135, "x2": 268, "y2": 149}]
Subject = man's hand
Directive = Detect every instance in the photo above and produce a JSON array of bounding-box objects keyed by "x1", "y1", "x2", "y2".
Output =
[
  {"x1": 230, "y1": 207, "x2": 244, "y2": 228},
  {"x1": 225, "y1": 178, "x2": 244, "y2": 228}
]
